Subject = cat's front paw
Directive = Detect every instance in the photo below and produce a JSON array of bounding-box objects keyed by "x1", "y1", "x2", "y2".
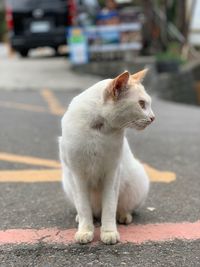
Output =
[
  {"x1": 100, "y1": 230, "x2": 120, "y2": 245},
  {"x1": 75, "y1": 230, "x2": 94, "y2": 244}
]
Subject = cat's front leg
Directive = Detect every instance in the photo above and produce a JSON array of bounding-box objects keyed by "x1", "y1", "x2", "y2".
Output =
[
  {"x1": 72, "y1": 175, "x2": 94, "y2": 244},
  {"x1": 100, "y1": 171, "x2": 120, "y2": 245}
]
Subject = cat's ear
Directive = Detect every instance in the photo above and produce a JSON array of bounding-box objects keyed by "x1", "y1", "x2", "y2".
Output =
[
  {"x1": 106, "y1": 71, "x2": 130, "y2": 100},
  {"x1": 131, "y1": 69, "x2": 148, "y2": 83}
]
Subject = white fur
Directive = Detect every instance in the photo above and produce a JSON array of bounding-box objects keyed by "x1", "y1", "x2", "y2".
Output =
[{"x1": 59, "y1": 73, "x2": 154, "y2": 244}]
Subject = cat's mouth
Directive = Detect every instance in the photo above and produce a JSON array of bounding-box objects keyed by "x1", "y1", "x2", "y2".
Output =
[{"x1": 128, "y1": 119, "x2": 151, "y2": 130}]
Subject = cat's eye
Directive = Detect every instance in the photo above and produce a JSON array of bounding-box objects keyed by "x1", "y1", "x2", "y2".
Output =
[{"x1": 139, "y1": 100, "x2": 146, "y2": 109}]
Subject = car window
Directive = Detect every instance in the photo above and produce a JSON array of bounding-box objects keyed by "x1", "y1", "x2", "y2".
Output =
[{"x1": 6, "y1": 0, "x2": 66, "y2": 10}]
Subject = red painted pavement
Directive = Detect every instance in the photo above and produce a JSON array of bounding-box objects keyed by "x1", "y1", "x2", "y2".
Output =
[{"x1": 1, "y1": 221, "x2": 200, "y2": 246}]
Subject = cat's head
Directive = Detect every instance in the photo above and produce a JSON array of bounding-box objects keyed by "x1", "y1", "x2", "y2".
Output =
[{"x1": 103, "y1": 69, "x2": 155, "y2": 131}]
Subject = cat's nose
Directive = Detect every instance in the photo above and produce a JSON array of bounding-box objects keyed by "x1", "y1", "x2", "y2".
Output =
[{"x1": 150, "y1": 116, "x2": 155, "y2": 122}]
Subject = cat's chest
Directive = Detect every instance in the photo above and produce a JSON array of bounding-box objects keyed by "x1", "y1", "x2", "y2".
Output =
[
  {"x1": 63, "y1": 118, "x2": 124, "y2": 182},
  {"x1": 88, "y1": 131, "x2": 122, "y2": 153},
  {"x1": 80, "y1": 133, "x2": 120, "y2": 160},
  {"x1": 80, "y1": 133, "x2": 122, "y2": 185},
  {"x1": 71, "y1": 131, "x2": 123, "y2": 177}
]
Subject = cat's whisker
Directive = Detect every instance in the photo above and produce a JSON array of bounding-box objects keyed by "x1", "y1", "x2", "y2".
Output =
[{"x1": 119, "y1": 120, "x2": 137, "y2": 130}]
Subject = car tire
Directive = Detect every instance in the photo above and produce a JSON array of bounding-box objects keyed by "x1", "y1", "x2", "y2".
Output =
[{"x1": 19, "y1": 49, "x2": 29, "y2": 57}]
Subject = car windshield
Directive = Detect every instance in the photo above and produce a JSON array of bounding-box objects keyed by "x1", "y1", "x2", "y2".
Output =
[{"x1": 7, "y1": 0, "x2": 66, "y2": 10}]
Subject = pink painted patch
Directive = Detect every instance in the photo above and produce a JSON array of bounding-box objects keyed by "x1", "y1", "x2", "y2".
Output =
[
  {"x1": 0, "y1": 228, "x2": 76, "y2": 245},
  {"x1": 0, "y1": 221, "x2": 200, "y2": 246},
  {"x1": 119, "y1": 221, "x2": 200, "y2": 244}
]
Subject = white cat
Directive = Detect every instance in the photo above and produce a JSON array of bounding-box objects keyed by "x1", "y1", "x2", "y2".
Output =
[{"x1": 59, "y1": 69, "x2": 155, "y2": 245}]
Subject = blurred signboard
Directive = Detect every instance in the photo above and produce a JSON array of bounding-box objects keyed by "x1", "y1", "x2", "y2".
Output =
[
  {"x1": 85, "y1": 22, "x2": 142, "y2": 53},
  {"x1": 68, "y1": 22, "x2": 142, "y2": 64},
  {"x1": 68, "y1": 27, "x2": 88, "y2": 64}
]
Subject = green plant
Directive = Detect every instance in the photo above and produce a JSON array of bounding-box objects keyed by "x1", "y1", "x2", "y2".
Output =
[{"x1": 156, "y1": 42, "x2": 185, "y2": 63}]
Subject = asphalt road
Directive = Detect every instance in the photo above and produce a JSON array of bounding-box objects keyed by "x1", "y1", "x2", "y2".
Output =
[{"x1": 0, "y1": 84, "x2": 200, "y2": 266}]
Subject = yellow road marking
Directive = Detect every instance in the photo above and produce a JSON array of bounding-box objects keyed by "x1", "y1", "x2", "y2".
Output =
[
  {"x1": 0, "y1": 165, "x2": 176, "y2": 183},
  {"x1": 0, "y1": 90, "x2": 66, "y2": 116},
  {"x1": 0, "y1": 152, "x2": 176, "y2": 183},
  {"x1": 41, "y1": 89, "x2": 65, "y2": 116},
  {"x1": 144, "y1": 164, "x2": 176, "y2": 183},
  {"x1": 0, "y1": 169, "x2": 61, "y2": 183},
  {"x1": 0, "y1": 101, "x2": 47, "y2": 113},
  {"x1": 0, "y1": 153, "x2": 60, "y2": 168}
]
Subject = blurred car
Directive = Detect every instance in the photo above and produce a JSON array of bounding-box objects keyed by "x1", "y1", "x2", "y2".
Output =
[{"x1": 5, "y1": 0, "x2": 75, "y2": 57}]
